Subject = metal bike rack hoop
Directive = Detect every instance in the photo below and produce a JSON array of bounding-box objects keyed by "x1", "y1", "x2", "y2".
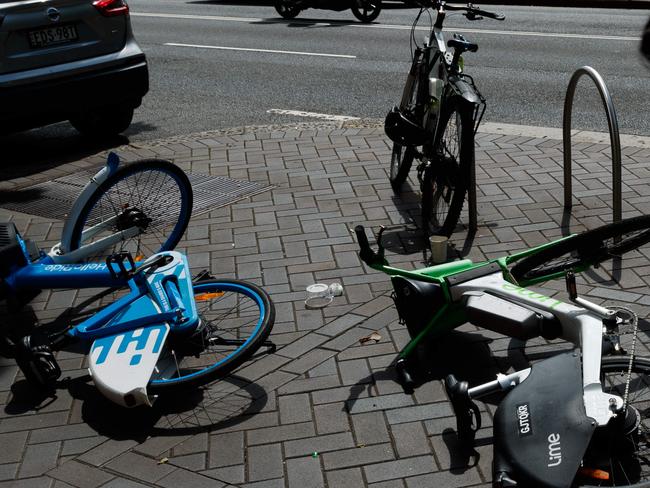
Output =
[{"x1": 563, "y1": 66, "x2": 622, "y2": 223}]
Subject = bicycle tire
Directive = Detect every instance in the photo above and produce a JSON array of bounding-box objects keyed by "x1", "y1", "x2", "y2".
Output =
[
  {"x1": 351, "y1": 0, "x2": 381, "y2": 22},
  {"x1": 388, "y1": 57, "x2": 426, "y2": 192},
  {"x1": 390, "y1": 143, "x2": 416, "y2": 192},
  {"x1": 68, "y1": 159, "x2": 193, "y2": 262},
  {"x1": 421, "y1": 97, "x2": 474, "y2": 237},
  {"x1": 510, "y1": 215, "x2": 650, "y2": 284},
  {"x1": 576, "y1": 356, "x2": 650, "y2": 487},
  {"x1": 147, "y1": 279, "x2": 275, "y2": 393}
]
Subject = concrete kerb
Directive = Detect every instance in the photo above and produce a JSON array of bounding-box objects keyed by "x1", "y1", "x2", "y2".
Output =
[
  {"x1": 3, "y1": 119, "x2": 647, "y2": 193},
  {"x1": 121, "y1": 119, "x2": 650, "y2": 153}
]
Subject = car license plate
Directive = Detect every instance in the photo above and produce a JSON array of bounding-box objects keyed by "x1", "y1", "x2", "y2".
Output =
[{"x1": 28, "y1": 24, "x2": 78, "y2": 48}]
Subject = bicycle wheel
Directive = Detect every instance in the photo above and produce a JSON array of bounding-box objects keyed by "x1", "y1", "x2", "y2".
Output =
[
  {"x1": 390, "y1": 144, "x2": 416, "y2": 192},
  {"x1": 576, "y1": 356, "x2": 650, "y2": 487},
  {"x1": 147, "y1": 279, "x2": 275, "y2": 393},
  {"x1": 351, "y1": 0, "x2": 381, "y2": 22},
  {"x1": 68, "y1": 159, "x2": 193, "y2": 262},
  {"x1": 421, "y1": 97, "x2": 474, "y2": 237},
  {"x1": 510, "y1": 215, "x2": 650, "y2": 284},
  {"x1": 274, "y1": 0, "x2": 301, "y2": 19}
]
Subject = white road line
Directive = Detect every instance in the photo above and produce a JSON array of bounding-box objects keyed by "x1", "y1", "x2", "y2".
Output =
[
  {"x1": 165, "y1": 42, "x2": 356, "y2": 58},
  {"x1": 135, "y1": 12, "x2": 265, "y2": 22},
  {"x1": 356, "y1": 23, "x2": 639, "y2": 41},
  {"x1": 267, "y1": 109, "x2": 360, "y2": 121},
  {"x1": 134, "y1": 12, "x2": 639, "y2": 42}
]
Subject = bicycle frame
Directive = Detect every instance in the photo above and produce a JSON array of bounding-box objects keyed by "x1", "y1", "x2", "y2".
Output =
[
  {"x1": 458, "y1": 271, "x2": 621, "y2": 424},
  {"x1": 0, "y1": 222, "x2": 203, "y2": 401},
  {"x1": 355, "y1": 224, "x2": 620, "y2": 395},
  {"x1": 371, "y1": 257, "x2": 618, "y2": 420},
  {"x1": 450, "y1": 272, "x2": 633, "y2": 487},
  {"x1": 428, "y1": 28, "x2": 485, "y2": 134},
  {"x1": 5, "y1": 228, "x2": 198, "y2": 337}
]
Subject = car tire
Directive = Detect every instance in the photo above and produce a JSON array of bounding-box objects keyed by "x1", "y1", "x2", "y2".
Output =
[{"x1": 70, "y1": 105, "x2": 134, "y2": 138}]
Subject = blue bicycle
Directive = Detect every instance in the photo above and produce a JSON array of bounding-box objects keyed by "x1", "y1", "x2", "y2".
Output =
[{"x1": 1, "y1": 197, "x2": 275, "y2": 408}]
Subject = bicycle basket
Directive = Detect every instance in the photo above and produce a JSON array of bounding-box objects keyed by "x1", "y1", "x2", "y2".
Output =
[{"x1": 384, "y1": 107, "x2": 429, "y2": 147}]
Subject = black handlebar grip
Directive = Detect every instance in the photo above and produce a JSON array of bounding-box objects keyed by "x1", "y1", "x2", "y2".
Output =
[
  {"x1": 355, "y1": 225, "x2": 370, "y2": 251},
  {"x1": 354, "y1": 225, "x2": 377, "y2": 265},
  {"x1": 478, "y1": 9, "x2": 505, "y2": 20}
]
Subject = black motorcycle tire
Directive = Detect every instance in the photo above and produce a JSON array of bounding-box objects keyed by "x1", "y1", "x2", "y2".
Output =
[
  {"x1": 274, "y1": 0, "x2": 301, "y2": 19},
  {"x1": 351, "y1": 0, "x2": 381, "y2": 22}
]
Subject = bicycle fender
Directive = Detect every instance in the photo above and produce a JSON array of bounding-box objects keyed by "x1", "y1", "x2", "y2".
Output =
[
  {"x1": 89, "y1": 323, "x2": 169, "y2": 408},
  {"x1": 56, "y1": 152, "x2": 120, "y2": 255},
  {"x1": 447, "y1": 75, "x2": 480, "y2": 105},
  {"x1": 493, "y1": 352, "x2": 595, "y2": 488}
]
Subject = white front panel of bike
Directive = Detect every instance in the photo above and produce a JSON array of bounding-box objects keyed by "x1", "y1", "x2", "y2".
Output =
[
  {"x1": 89, "y1": 324, "x2": 169, "y2": 408},
  {"x1": 453, "y1": 272, "x2": 623, "y2": 426}
]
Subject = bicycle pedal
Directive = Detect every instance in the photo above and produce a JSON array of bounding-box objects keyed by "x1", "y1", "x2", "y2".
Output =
[
  {"x1": 106, "y1": 252, "x2": 135, "y2": 280},
  {"x1": 15, "y1": 333, "x2": 61, "y2": 390},
  {"x1": 445, "y1": 374, "x2": 481, "y2": 446}
]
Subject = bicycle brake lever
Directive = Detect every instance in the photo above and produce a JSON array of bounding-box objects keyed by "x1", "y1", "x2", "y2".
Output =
[{"x1": 445, "y1": 374, "x2": 481, "y2": 448}]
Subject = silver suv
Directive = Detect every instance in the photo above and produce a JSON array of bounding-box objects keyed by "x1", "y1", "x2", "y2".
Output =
[{"x1": 0, "y1": 0, "x2": 148, "y2": 137}]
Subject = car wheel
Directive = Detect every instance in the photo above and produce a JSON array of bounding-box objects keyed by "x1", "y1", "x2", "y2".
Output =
[{"x1": 70, "y1": 106, "x2": 134, "y2": 138}]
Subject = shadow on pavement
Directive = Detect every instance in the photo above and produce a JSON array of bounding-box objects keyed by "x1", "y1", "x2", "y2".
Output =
[
  {"x1": 0, "y1": 127, "x2": 125, "y2": 182},
  {"x1": 67, "y1": 374, "x2": 269, "y2": 440},
  {"x1": 0, "y1": 120, "x2": 157, "y2": 184},
  {"x1": 441, "y1": 427, "x2": 482, "y2": 473},
  {"x1": 344, "y1": 329, "x2": 498, "y2": 471},
  {"x1": 344, "y1": 329, "x2": 499, "y2": 413},
  {"x1": 5, "y1": 370, "x2": 270, "y2": 440}
]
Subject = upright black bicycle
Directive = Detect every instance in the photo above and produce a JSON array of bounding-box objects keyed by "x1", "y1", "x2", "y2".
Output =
[{"x1": 384, "y1": 1, "x2": 504, "y2": 236}]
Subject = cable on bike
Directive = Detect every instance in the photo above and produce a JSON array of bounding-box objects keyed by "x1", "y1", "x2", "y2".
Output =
[
  {"x1": 608, "y1": 306, "x2": 641, "y2": 410},
  {"x1": 410, "y1": 7, "x2": 433, "y2": 57}
]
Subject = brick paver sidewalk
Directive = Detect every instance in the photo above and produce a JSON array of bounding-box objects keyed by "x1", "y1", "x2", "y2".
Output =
[{"x1": 1, "y1": 121, "x2": 650, "y2": 488}]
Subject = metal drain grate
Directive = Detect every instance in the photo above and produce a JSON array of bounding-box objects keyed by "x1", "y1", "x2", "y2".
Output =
[{"x1": 0, "y1": 169, "x2": 274, "y2": 221}]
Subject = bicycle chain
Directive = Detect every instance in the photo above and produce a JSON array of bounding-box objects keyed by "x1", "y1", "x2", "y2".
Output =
[{"x1": 607, "y1": 306, "x2": 639, "y2": 409}]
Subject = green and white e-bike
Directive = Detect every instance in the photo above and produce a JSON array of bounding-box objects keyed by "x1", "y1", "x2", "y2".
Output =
[{"x1": 355, "y1": 215, "x2": 650, "y2": 487}]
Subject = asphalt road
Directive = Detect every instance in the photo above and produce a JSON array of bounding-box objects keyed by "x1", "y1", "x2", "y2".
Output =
[{"x1": 10, "y1": 2, "x2": 650, "y2": 145}]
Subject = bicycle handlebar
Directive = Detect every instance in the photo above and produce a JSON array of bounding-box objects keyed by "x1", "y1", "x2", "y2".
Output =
[
  {"x1": 433, "y1": 1, "x2": 505, "y2": 21},
  {"x1": 471, "y1": 7, "x2": 505, "y2": 20}
]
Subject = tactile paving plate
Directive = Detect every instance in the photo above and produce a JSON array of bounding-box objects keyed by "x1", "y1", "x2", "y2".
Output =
[{"x1": 0, "y1": 169, "x2": 274, "y2": 221}]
